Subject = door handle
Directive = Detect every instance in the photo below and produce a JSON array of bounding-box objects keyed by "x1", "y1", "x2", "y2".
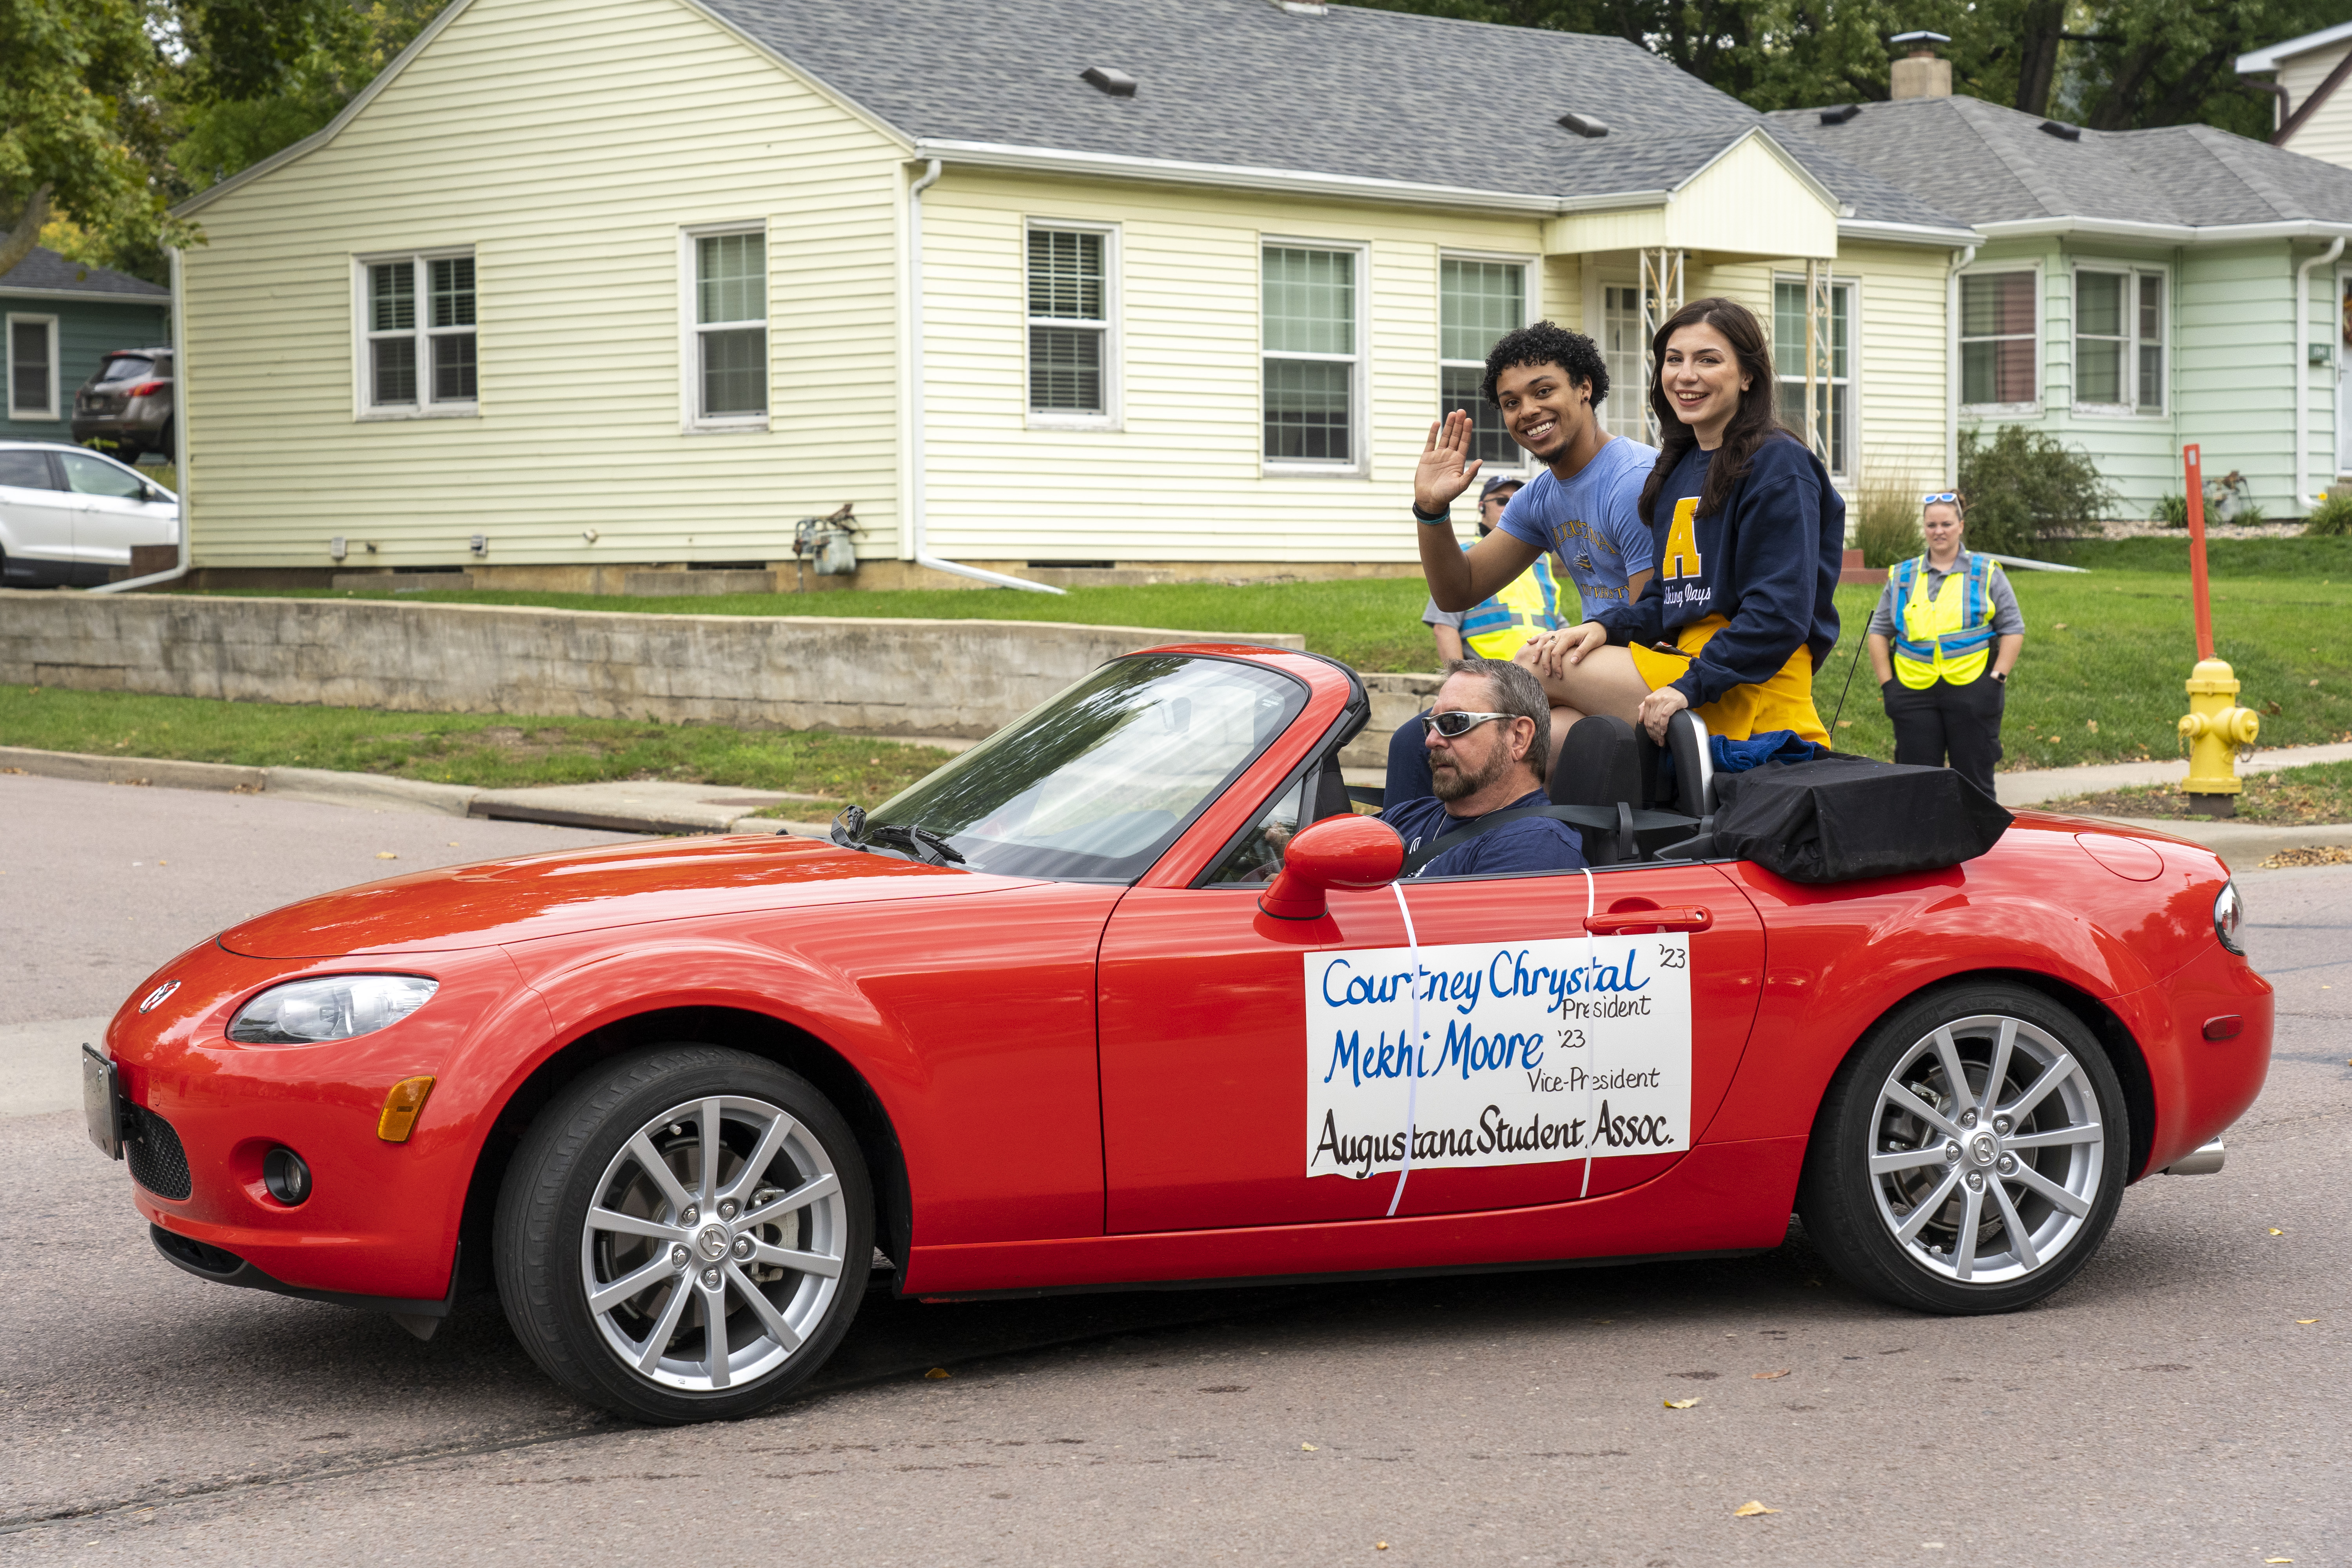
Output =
[{"x1": 1583, "y1": 906, "x2": 1712, "y2": 934}]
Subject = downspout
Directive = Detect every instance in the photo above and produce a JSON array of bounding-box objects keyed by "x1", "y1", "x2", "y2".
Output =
[
  {"x1": 1945, "y1": 244, "x2": 1976, "y2": 486},
  {"x1": 90, "y1": 244, "x2": 192, "y2": 593},
  {"x1": 904, "y1": 158, "x2": 1062, "y2": 594},
  {"x1": 2295, "y1": 236, "x2": 2344, "y2": 516}
]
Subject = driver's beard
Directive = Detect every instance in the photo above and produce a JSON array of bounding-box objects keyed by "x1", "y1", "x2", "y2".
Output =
[{"x1": 1430, "y1": 740, "x2": 1511, "y2": 804}]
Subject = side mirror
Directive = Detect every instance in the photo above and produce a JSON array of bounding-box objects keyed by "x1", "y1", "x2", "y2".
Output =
[{"x1": 1258, "y1": 814, "x2": 1404, "y2": 921}]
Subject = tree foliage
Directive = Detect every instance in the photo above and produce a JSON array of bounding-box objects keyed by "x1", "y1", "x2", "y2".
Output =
[{"x1": 1355, "y1": 0, "x2": 2345, "y2": 136}]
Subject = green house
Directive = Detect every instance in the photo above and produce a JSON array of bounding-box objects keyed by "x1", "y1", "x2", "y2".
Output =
[
  {"x1": 1, "y1": 246, "x2": 171, "y2": 442},
  {"x1": 1771, "y1": 92, "x2": 2352, "y2": 520}
]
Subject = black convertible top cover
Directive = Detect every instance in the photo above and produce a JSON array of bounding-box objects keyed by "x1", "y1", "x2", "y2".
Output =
[{"x1": 1711, "y1": 757, "x2": 2013, "y2": 884}]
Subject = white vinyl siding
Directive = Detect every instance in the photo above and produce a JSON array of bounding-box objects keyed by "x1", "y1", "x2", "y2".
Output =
[
  {"x1": 1773, "y1": 276, "x2": 1855, "y2": 477},
  {"x1": 1262, "y1": 241, "x2": 1363, "y2": 470},
  {"x1": 684, "y1": 225, "x2": 768, "y2": 427},
  {"x1": 1437, "y1": 256, "x2": 1526, "y2": 468},
  {"x1": 5, "y1": 314, "x2": 59, "y2": 420},
  {"x1": 2073, "y1": 265, "x2": 2164, "y2": 414},
  {"x1": 1025, "y1": 223, "x2": 1116, "y2": 425},
  {"x1": 356, "y1": 251, "x2": 477, "y2": 417}
]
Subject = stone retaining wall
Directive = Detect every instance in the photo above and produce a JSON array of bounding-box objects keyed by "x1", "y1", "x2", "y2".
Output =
[{"x1": 0, "y1": 591, "x2": 1304, "y2": 738}]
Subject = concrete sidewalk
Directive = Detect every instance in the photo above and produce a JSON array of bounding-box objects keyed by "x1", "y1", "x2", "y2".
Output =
[{"x1": 1990, "y1": 740, "x2": 2352, "y2": 807}]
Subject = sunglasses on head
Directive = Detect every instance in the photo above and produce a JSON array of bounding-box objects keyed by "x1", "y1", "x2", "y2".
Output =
[
  {"x1": 1923, "y1": 492, "x2": 1962, "y2": 506},
  {"x1": 1427, "y1": 710, "x2": 1512, "y2": 739}
]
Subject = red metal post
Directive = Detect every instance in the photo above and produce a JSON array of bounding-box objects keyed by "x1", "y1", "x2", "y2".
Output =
[{"x1": 2183, "y1": 444, "x2": 2215, "y2": 662}]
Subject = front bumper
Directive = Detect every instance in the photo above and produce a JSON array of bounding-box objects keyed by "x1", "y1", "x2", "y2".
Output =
[{"x1": 148, "y1": 1225, "x2": 460, "y2": 1339}]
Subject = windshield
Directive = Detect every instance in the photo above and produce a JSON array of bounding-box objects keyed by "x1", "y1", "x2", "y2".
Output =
[{"x1": 857, "y1": 654, "x2": 1308, "y2": 880}]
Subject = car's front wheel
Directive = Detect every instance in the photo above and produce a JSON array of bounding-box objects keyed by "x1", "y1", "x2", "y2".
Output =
[
  {"x1": 1797, "y1": 982, "x2": 2129, "y2": 1315},
  {"x1": 494, "y1": 1045, "x2": 872, "y2": 1423}
]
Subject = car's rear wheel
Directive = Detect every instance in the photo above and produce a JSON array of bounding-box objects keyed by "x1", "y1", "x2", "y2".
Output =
[
  {"x1": 494, "y1": 1045, "x2": 871, "y2": 1423},
  {"x1": 1797, "y1": 982, "x2": 2128, "y2": 1315}
]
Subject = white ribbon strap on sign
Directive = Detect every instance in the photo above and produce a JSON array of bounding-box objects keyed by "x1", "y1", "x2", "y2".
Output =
[
  {"x1": 1386, "y1": 880, "x2": 1423, "y2": 1218},
  {"x1": 1579, "y1": 865, "x2": 1597, "y2": 1200}
]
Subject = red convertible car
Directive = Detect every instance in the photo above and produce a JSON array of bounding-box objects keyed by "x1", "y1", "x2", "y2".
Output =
[{"x1": 85, "y1": 646, "x2": 2270, "y2": 1423}]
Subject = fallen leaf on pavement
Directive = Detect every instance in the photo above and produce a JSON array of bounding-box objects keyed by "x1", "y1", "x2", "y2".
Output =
[
  {"x1": 2296, "y1": 1318, "x2": 2319, "y2": 1325},
  {"x1": 1733, "y1": 1501, "x2": 1779, "y2": 1517},
  {"x1": 2269, "y1": 1227, "x2": 2285, "y2": 1235},
  {"x1": 376, "y1": 851, "x2": 397, "y2": 860},
  {"x1": 2264, "y1": 1558, "x2": 2292, "y2": 1563},
  {"x1": 1301, "y1": 1443, "x2": 1319, "y2": 1451},
  {"x1": 1664, "y1": 1397, "x2": 1700, "y2": 1409},
  {"x1": 1375, "y1": 1544, "x2": 1389, "y2": 1552},
  {"x1": 923, "y1": 1367, "x2": 951, "y2": 1379},
  {"x1": 1751, "y1": 1369, "x2": 1791, "y2": 1379}
]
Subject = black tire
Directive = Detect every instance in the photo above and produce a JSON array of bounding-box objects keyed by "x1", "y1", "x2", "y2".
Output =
[
  {"x1": 1797, "y1": 981, "x2": 2129, "y2": 1315},
  {"x1": 494, "y1": 1044, "x2": 872, "y2": 1423}
]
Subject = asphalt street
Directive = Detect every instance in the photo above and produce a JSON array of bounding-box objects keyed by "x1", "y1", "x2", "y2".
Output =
[{"x1": 1, "y1": 774, "x2": 2345, "y2": 1565}]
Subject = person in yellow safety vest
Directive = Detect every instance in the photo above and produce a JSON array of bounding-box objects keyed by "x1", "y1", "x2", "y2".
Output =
[
  {"x1": 1866, "y1": 492, "x2": 2025, "y2": 800},
  {"x1": 1421, "y1": 477, "x2": 1565, "y2": 662}
]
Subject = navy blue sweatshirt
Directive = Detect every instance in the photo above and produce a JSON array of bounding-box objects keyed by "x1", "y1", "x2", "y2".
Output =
[{"x1": 1596, "y1": 436, "x2": 1845, "y2": 707}]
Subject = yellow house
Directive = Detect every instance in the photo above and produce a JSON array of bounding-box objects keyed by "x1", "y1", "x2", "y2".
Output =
[{"x1": 171, "y1": 0, "x2": 1979, "y2": 593}]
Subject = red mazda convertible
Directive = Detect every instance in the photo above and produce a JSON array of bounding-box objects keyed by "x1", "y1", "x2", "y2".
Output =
[{"x1": 85, "y1": 645, "x2": 2270, "y2": 1423}]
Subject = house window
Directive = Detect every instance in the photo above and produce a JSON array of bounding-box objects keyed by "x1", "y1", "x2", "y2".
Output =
[
  {"x1": 2075, "y1": 267, "x2": 2163, "y2": 412},
  {"x1": 6, "y1": 314, "x2": 59, "y2": 421},
  {"x1": 1960, "y1": 270, "x2": 2036, "y2": 407},
  {"x1": 687, "y1": 228, "x2": 767, "y2": 424},
  {"x1": 1439, "y1": 257, "x2": 1526, "y2": 466},
  {"x1": 1599, "y1": 285, "x2": 1646, "y2": 442},
  {"x1": 1773, "y1": 278, "x2": 1855, "y2": 477},
  {"x1": 359, "y1": 253, "x2": 476, "y2": 416},
  {"x1": 1027, "y1": 225, "x2": 1115, "y2": 421},
  {"x1": 1263, "y1": 243, "x2": 1360, "y2": 466}
]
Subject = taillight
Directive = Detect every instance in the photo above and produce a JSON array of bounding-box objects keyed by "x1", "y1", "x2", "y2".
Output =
[{"x1": 128, "y1": 381, "x2": 165, "y2": 397}]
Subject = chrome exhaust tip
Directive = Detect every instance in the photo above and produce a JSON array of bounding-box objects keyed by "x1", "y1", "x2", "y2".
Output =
[{"x1": 2161, "y1": 1137, "x2": 2225, "y2": 1176}]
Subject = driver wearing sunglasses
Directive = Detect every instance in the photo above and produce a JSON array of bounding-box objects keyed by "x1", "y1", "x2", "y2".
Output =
[{"x1": 1378, "y1": 657, "x2": 1588, "y2": 879}]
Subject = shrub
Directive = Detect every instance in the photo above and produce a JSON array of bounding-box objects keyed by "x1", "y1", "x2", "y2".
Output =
[
  {"x1": 1852, "y1": 477, "x2": 1924, "y2": 567},
  {"x1": 2151, "y1": 494, "x2": 2189, "y2": 528},
  {"x1": 2307, "y1": 492, "x2": 2352, "y2": 537},
  {"x1": 1957, "y1": 425, "x2": 2117, "y2": 558}
]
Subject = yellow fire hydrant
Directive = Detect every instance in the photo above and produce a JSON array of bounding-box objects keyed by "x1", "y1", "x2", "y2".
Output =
[{"x1": 2178, "y1": 658, "x2": 2260, "y2": 817}]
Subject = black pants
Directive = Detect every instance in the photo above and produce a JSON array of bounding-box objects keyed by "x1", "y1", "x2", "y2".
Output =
[{"x1": 1883, "y1": 676, "x2": 2004, "y2": 800}]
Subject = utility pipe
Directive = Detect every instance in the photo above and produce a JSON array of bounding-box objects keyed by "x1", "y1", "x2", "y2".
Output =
[
  {"x1": 903, "y1": 158, "x2": 1062, "y2": 594},
  {"x1": 90, "y1": 244, "x2": 193, "y2": 593},
  {"x1": 2294, "y1": 235, "x2": 2344, "y2": 516},
  {"x1": 1944, "y1": 244, "x2": 1976, "y2": 488}
]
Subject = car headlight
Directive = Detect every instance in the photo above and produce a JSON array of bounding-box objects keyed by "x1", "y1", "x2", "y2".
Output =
[
  {"x1": 228, "y1": 975, "x2": 439, "y2": 1044},
  {"x1": 2212, "y1": 879, "x2": 2245, "y2": 956}
]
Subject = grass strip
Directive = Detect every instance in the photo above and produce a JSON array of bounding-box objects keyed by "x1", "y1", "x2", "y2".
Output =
[
  {"x1": 2035, "y1": 760, "x2": 2352, "y2": 826},
  {"x1": 0, "y1": 685, "x2": 951, "y2": 810}
]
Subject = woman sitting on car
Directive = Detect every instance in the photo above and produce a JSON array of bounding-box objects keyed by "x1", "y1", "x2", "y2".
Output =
[{"x1": 1519, "y1": 297, "x2": 1842, "y2": 746}]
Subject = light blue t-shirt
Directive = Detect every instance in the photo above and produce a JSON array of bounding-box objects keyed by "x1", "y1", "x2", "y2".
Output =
[{"x1": 1495, "y1": 436, "x2": 1659, "y2": 619}]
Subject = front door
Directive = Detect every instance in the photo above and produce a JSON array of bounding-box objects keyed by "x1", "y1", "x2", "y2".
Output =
[
  {"x1": 59, "y1": 451, "x2": 174, "y2": 580},
  {"x1": 0, "y1": 447, "x2": 82, "y2": 584},
  {"x1": 1096, "y1": 860, "x2": 1766, "y2": 1235}
]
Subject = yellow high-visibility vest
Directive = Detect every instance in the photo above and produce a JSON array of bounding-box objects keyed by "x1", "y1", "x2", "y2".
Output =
[
  {"x1": 1891, "y1": 552, "x2": 2002, "y2": 689},
  {"x1": 1458, "y1": 552, "x2": 1562, "y2": 661}
]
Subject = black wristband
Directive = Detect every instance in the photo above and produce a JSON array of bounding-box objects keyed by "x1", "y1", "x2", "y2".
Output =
[{"x1": 1412, "y1": 504, "x2": 1451, "y2": 524}]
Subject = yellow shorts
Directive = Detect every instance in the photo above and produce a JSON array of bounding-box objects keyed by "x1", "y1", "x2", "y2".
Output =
[{"x1": 1626, "y1": 613, "x2": 1829, "y2": 746}]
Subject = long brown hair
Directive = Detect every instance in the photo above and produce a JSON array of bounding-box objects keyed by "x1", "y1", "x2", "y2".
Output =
[{"x1": 1635, "y1": 296, "x2": 1793, "y2": 528}]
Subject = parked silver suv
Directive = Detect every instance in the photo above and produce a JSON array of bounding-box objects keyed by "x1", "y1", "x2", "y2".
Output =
[
  {"x1": 0, "y1": 441, "x2": 179, "y2": 588},
  {"x1": 71, "y1": 348, "x2": 175, "y2": 459}
]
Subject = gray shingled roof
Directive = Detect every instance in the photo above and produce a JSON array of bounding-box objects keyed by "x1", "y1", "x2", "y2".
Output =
[
  {"x1": 0, "y1": 245, "x2": 169, "y2": 298},
  {"x1": 1765, "y1": 94, "x2": 2352, "y2": 228},
  {"x1": 699, "y1": 0, "x2": 1972, "y2": 233}
]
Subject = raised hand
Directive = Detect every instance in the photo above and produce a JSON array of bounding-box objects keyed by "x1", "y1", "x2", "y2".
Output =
[{"x1": 1414, "y1": 410, "x2": 1483, "y2": 516}]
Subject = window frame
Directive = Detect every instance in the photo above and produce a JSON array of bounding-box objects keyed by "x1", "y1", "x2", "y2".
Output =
[
  {"x1": 1259, "y1": 236, "x2": 1369, "y2": 478},
  {"x1": 1436, "y1": 248, "x2": 1535, "y2": 476},
  {"x1": 1586, "y1": 273, "x2": 1649, "y2": 445},
  {"x1": 1771, "y1": 271, "x2": 1860, "y2": 482},
  {"x1": 2070, "y1": 262, "x2": 2167, "y2": 417},
  {"x1": 5, "y1": 312, "x2": 61, "y2": 422},
  {"x1": 1023, "y1": 218, "x2": 1121, "y2": 430},
  {"x1": 350, "y1": 250, "x2": 479, "y2": 422},
  {"x1": 677, "y1": 220, "x2": 771, "y2": 435},
  {"x1": 1956, "y1": 262, "x2": 2043, "y2": 417}
]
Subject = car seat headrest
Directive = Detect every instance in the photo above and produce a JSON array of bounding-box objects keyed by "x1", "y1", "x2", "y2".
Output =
[{"x1": 1549, "y1": 715, "x2": 1647, "y2": 809}]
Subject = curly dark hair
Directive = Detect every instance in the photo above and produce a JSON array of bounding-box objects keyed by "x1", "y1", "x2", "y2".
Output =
[{"x1": 1479, "y1": 321, "x2": 1609, "y2": 409}]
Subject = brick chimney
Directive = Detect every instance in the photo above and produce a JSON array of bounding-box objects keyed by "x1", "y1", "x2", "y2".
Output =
[{"x1": 1889, "y1": 31, "x2": 1952, "y2": 99}]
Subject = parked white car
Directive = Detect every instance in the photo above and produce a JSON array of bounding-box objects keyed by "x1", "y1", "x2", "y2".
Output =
[{"x1": 0, "y1": 441, "x2": 179, "y2": 588}]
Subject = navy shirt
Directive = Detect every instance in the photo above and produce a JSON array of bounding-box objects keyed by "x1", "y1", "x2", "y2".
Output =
[
  {"x1": 1595, "y1": 436, "x2": 1844, "y2": 707},
  {"x1": 1379, "y1": 789, "x2": 1589, "y2": 879}
]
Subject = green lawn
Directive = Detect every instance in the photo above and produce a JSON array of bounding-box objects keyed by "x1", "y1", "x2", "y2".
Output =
[
  {"x1": 0, "y1": 685, "x2": 951, "y2": 808},
  {"x1": 2035, "y1": 760, "x2": 2352, "y2": 826},
  {"x1": 181, "y1": 537, "x2": 2352, "y2": 771}
]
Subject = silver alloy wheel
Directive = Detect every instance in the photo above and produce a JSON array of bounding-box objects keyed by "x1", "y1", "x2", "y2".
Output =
[
  {"x1": 578, "y1": 1093, "x2": 848, "y2": 1392},
  {"x1": 1866, "y1": 1013, "x2": 2105, "y2": 1286}
]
